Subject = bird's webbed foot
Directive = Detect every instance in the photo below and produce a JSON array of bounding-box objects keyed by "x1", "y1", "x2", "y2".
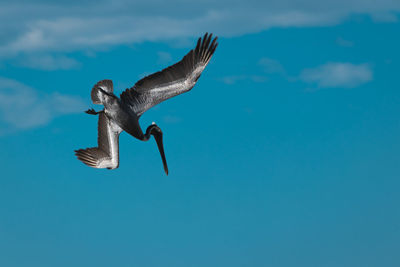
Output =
[{"x1": 85, "y1": 108, "x2": 101, "y2": 115}]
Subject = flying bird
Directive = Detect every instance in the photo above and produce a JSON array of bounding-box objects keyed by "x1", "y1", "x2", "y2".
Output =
[{"x1": 75, "y1": 33, "x2": 218, "y2": 175}]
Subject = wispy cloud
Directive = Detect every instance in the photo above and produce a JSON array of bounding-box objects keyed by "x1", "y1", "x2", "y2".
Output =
[
  {"x1": 300, "y1": 62, "x2": 373, "y2": 88},
  {"x1": 223, "y1": 58, "x2": 373, "y2": 89},
  {"x1": 259, "y1": 58, "x2": 286, "y2": 75},
  {"x1": 162, "y1": 115, "x2": 182, "y2": 124},
  {"x1": 220, "y1": 58, "x2": 286, "y2": 85},
  {"x1": 0, "y1": 0, "x2": 399, "y2": 61},
  {"x1": 370, "y1": 11, "x2": 399, "y2": 22},
  {"x1": 220, "y1": 75, "x2": 247, "y2": 85},
  {"x1": 336, "y1": 37, "x2": 354, "y2": 47},
  {"x1": 220, "y1": 75, "x2": 267, "y2": 85},
  {"x1": 0, "y1": 77, "x2": 86, "y2": 132},
  {"x1": 15, "y1": 54, "x2": 81, "y2": 70}
]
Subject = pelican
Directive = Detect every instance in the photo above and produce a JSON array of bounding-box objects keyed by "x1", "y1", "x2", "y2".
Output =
[{"x1": 75, "y1": 33, "x2": 218, "y2": 175}]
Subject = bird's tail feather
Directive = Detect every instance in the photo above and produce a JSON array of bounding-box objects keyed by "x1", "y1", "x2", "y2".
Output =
[{"x1": 75, "y1": 147, "x2": 108, "y2": 168}]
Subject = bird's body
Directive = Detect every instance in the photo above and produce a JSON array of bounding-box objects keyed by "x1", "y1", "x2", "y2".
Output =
[{"x1": 75, "y1": 33, "x2": 218, "y2": 174}]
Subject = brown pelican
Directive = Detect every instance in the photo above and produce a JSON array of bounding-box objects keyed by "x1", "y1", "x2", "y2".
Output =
[{"x1": 75, "y1": 33, "x2": 218, "y2": 175}]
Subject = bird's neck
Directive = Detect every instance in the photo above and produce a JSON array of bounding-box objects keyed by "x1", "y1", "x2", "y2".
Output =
[{"x1": 143, "y1": 124, "x2": 158, "y2": 141}]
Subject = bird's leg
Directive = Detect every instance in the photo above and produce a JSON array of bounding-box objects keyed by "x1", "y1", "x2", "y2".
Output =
[
  {"x1": 143, "y1": 123, "x2": 169, "y2": 175},
  {"x1": 85, "y1": 108, "x2": 102, "y2": 115}
]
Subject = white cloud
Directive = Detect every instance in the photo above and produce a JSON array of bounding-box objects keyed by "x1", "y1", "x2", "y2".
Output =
[
  {"x1": 220, "y1": 75, "x2": 267, "y2": 85},
  {"x1": 336, "y1": 37, "x2": 354, "y2": 47},
  {"x1": 219, "y1": 58, "x2": 284, "y2": 85},
  {"x1": 162, "y1": 115, "x2": 182, "y2": 124},
  {"x1": 259, "y1": 58, "x2": 286, "y2": 74},
  {"x1": 300, "y1": 62, "x2": 373, "y2": 88},
  {"x1": 15, "y1": 54, "x2": 80, "y2": 70},
  {"x1": 370, "y1": 11, "x2": 399, "y2": 22},
  {"x1": 0, "y1": 0, "x2": 399, "y2": 58},
  {"x1": 0, "y1": 77, "x2": 86, "y2": 131},
  {"x1": 223, "y1": 59, "x2": 373, "y2": 88},
  {"x1": 220, "y1": 75, "x2": 247, "y2": 85}
]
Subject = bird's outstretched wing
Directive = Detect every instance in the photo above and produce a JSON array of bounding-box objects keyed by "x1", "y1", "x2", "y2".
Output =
[
  {"x1": 120, "y1": 33, "x2": 218, "y2": 116},
  {"x1": 75, "y1": 112, "x2": 122, "y2": 169}
]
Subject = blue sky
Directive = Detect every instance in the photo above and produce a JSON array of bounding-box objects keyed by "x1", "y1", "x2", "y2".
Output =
[{"x1": 1, "y1": 1, "x2": 400, "y2": 266}]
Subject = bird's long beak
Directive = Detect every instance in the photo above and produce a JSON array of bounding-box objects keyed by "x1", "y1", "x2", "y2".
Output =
[{"x1": 153, "y1": 130, "x2": 169, "y2": 175}]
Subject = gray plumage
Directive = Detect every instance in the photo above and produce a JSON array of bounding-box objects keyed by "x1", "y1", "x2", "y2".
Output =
[
  {"x1": 75, "y1": 111, "x2": 122, "y2": 169},
  {"x1": 75, "y1": 33, "x2": 218, "y2": 174},
  {"x1": 121, "y1": 33, "x2": 218, "y2": 116}
]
